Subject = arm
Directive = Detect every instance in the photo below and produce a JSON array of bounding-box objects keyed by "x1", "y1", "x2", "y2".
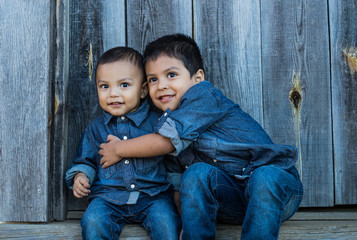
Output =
[{"x1": 99, "y1": 133, "x2": 175, "y2": 168}]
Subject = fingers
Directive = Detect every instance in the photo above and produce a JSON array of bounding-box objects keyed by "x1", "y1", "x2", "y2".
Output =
[{"x1": 73, "y1": 176, "x2": 90, "y2": 199}]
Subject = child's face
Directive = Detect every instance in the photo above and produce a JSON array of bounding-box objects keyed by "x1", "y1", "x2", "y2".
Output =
[
  {"x1": 96, "y1": 60, "x2": 147, "y2": 116},
  {"x1": 146, "y1": 55, "x2": 203, "y2": 111}
]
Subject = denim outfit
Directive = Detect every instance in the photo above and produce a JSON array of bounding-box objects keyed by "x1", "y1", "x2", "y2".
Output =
[
  {"x1": 65, "y1": 99, "x2": 180, "y2": 240},
  {"x1": 156, "y1": 81, "x2": 303, "y2": 240}
]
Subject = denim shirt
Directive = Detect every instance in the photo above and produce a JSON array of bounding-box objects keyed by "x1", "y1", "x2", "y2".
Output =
[
  {"x1": 155, "y1": 81, "x2": 297, "y2": 179},
  {"x1": 65, "y1": 99, "x2": 172, "y2": 205}
]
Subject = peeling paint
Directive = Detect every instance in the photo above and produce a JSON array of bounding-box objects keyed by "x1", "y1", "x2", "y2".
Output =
[
  {"x1": 88, "y1": 43, "x2": 93, "y2": 81},
  {"x1": 289, "y1": 71, "x2": 303, "y2": 180},
  {"x1": 54, "y1": 94, "x2": 59, "y2": 114},
  {"x1": 343, "y1": 47, "x2": 357, "y2": 76}
]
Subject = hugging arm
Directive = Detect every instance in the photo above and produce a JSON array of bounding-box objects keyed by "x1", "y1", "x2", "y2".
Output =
[{"x1": 99, "y1": 133, "x2": 175, "y2": 168}]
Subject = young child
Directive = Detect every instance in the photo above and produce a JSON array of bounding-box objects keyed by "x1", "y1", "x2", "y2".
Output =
[
  {"x1": 65, "y1": 46, "x2": 181, "y2": 240},
  {"x1": 99, "y1": 34, "x2": 304, "y2": 240}
]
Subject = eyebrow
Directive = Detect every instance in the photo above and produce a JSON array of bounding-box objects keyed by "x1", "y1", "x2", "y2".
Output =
[
  {"x1": 146, "y1": 66, "x2": 181, "y2": 77},
  {"x1": 97, "y1": 78, "x2": 134, "y2": 84}
]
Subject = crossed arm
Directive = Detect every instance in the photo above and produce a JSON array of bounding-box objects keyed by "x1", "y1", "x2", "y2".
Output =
[{"x1": 99, "y1": 133, "x2": 175, "y2": 168}]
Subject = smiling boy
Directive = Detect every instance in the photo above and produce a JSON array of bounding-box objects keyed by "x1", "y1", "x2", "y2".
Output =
[
  {"x1": 99, "y1": 34, "x2": 303, "y2": 240},
  {"x1": 65, "y1": 47, "x2": 180, "y2": 240}
]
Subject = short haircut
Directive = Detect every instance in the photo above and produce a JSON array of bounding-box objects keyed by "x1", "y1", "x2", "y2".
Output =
[
  {"x1": 143, "y1": 34, "x2": 204, "y2": 77},
  {"x1": 96, "y1": 46, "x2": 145, "y2": 81}
]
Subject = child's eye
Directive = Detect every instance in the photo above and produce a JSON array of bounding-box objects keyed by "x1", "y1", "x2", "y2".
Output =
[
  {"x1": 120, "y1": 82, "x2": 130, "y2": 88},
  {"x1": 99, "y1": 84, "x2": 109, "y2": 89},
  {"x1": 148, "y1": 78, "x2": 158, "y2": 84},
  {"x1": 168, "y1": 72, "x2": 176, "y2": 78}
]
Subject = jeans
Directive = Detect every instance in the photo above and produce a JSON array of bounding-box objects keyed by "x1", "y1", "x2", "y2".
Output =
[
  {"x1": 81, "y1": 192, "x2": 181, "y2": 240},
  {"x1": 180, "y1": 163, "x2": 303, "y2": 240}
]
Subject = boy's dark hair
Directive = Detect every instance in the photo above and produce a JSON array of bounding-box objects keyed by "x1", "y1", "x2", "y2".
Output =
[
  {"x1": 96, "y1": 46, "x2": 145, "y2": 81},
  {"x1": 143, "y1": 34, "x2": 204, "y2": 77}
]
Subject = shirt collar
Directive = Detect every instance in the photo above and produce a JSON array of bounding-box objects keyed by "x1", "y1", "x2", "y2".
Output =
[{"x1": 102, "y1": 98, "x2": 150, "y2": 127}]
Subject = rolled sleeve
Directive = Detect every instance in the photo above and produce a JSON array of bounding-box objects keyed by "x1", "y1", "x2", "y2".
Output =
[
  {"x1": 65, "y1": 164, "x2": 96, "y2": 189},
  {"x1": 156, "y1": 114, "x2": 192, "y2": 156}
]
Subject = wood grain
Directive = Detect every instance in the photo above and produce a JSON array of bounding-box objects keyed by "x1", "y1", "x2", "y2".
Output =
[
  {"x1": 329, "y1": 0, "x2": 357, "y2": 205},
  {"x1": 0, "y1": 1, "x2": 52, "y2": 221},
  {"x1": 261, "y1": 0, "x2": 333, "y2": 207}
]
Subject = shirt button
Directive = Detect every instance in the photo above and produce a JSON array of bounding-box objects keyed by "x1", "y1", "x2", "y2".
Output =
[
  {"x1": 123, "y1": 136, "x2": 128, "y2": 140},
  {"x1": 185, "y1": 166, "x2": 189, "y2": 169},
  {"x1": 130, "y1": 184, "x2": 135, "y2": 189},
  {"x1": 124, "y1": 160, "x2": 129, "y2": 165},
  {"x1": 121, "y1": 116, "x2": 125, "y2": 120},
  {"x1": 242, "y1": 168, "x2": 246, "y2": 172},
  {"x1": 213, "y1": 159, "x2": 218, "y2": 163},
  {"x1": 164, "y1": 112, "x2": 168, "y2": 117}
]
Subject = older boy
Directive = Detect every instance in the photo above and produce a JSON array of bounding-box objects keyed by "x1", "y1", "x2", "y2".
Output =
[
  {"x1": 99, "y1": 34, "x2": 303, "y2": 240},
  {"x1": 65, "y1": 46, "x2": 180, "y2": 240}
]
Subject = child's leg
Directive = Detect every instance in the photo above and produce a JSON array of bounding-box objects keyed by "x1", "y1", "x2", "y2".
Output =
[
  {"x1": 180, "y1": 162, "x2": 246, "y2": 240},
  {"x1": 80, "y1": 198, "x2": 125, "y2": 240},
  {"x1": 140, "y1": 192, "x2": 181, "y2": 240},
  {"x1": 242, "y1": 165, "x2": 303, "y2": 240}
]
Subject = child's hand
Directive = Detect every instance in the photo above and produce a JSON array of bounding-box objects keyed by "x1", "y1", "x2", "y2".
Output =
[
  {"x1": 99, "y1": 134, "x2": 123, "y2": 168},
  {"x1": 73, "y1": 172, "x2": 90, "y2": 199}
]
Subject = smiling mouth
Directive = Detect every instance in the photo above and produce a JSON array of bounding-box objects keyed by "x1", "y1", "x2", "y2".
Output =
[
  {"x1": 158, "y1": 95, "x2": 174, "y2": 103},
  {"x1": 108, "y1": 101, "x2": 124, "y2": 107}
]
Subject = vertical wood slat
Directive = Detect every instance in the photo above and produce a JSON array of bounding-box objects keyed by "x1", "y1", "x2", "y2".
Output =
[
  {"x1": 66, "y1": 0, "x2": 125, "y2": 210},
  {"x1": 126, "y1": 0, "x2": 192, "y2": 53},
  {"x1": 0, "y1": 1, "x2": 53, "y2": 222},
  {"x1": 193, "y1": 0, "x2": 263, "y2": 124},
  {"x1": 261, "y1": 0, "x2": 333, "y2": 206},
  {"x1": 329, "y1": 0, "x2": 357, "y2": 205}
]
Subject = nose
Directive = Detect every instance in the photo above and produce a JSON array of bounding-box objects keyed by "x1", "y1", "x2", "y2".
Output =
[
  {"x1": 157, "y1": 78, "x2": 168, "y2": 90},
  {"x1": 109, "y1": 86, "x2": 120, "y2": 97}
]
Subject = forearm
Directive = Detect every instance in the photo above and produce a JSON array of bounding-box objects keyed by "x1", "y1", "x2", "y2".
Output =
[{"x1": 116, "y1": 133, "x2": 175, "y2": 158}]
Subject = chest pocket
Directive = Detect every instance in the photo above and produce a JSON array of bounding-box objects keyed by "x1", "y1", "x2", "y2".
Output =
[
  {"x1": 194, "y1": 137, "x2": 218, "y2": 159},
  {"x1": 134, "y1": 157, "x2": 160, "y2": 175}
]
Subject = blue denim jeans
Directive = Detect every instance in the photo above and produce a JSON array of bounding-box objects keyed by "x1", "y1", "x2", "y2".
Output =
[
  {"x1": 180, "y1": 163, "x2": 303, "y2": 240},
  {"x1": 81, "y1": 192, "x2": 181, "y2": 240}
]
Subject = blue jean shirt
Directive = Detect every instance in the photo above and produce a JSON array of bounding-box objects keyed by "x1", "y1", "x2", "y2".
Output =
[
  {"x1": 155, "y1": 81, "x2": 298, "y2": 179},
  {"x1": 65, "y1": 99, "x2": 173, "y2": 205}
]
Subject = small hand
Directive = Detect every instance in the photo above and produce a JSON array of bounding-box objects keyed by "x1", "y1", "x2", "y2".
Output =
[
  {"x1": 99, "y1": 134, "x2": 123, "y2": 168},
  {"x1": 73, "y1": 173, "x2": 90, "y2": 199}
]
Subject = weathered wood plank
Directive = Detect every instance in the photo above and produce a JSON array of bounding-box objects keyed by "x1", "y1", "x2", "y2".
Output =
[
  {"x1": 0, "y1": 1, "x2": 53, "y2": 222},
  {"x1": 329, "y1": 0, "x2": 357, "y2": 205},
  {"x1": 126, "y1": 0, "x2": 192, "y2": 53},
  {"x1": 261, "y1": 0, "x2": 333, "y2": 207},
  {"x1": 51, "y1": 0, "x2": 69, "y2": 221},
  {"x1": 193, "y1": 0, "x2": 263, "y2": 124},
  {"x1": 3, "y1": 209, "x2": 357, "y2": 240},
  {"x1": 66, "y1": 0, "x2": 125, "y2": 211}
]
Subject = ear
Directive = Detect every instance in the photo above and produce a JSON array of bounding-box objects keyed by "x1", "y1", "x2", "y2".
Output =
[
  {"x1": 193, "y1": 69, "x2": 205, "y2": 83},
  {"x1": 140, "y1": 81, "x2": 148, "y2": 99}
]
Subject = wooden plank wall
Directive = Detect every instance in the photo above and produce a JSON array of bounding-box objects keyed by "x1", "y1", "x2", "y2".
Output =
[
  {"x1": 0, "y1": 1, "x2": 54, "y2": 221},
  {"x1": 0, "y1": 0, "x2": 356, "y2": 222},
  {"x1": 329, "y1": 0, "x2": 357, "y2": 205},
  {"x1": 261, "y1": 1, "x2": 333, "y2": 207}
]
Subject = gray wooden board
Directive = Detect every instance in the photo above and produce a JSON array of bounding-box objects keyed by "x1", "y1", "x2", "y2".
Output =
[
  {"x1": 0, "y1": 1, "x2": 52, "y2": 222},
  {"x1": 66, "y1": 0, "x2": 126, "y2": 211},
  {"x1": 51, "y1": 0, "x2": 70, "y2": 221},
  {"x1": 126, "y1": 0, "x2": 192, "y2": 53},
  {"x1": 1, "y1": 218, "x2": 357, "y2": 240},
  {"x1": 329, "y1": 0, "x2": 357, "y2": 205},
  {"x1": 261, "y1": 0, "x2": 333, "y2": 207},
  {"x1": 193, "y1": 0, "x2": 263, "y2": 124}
]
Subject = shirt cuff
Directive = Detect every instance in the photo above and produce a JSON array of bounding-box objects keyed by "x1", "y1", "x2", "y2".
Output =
[
  {"x1": 166, "y1": 172, "x2": 182, "y2": 191},
  {"x1": 65, "y1": 164, "x2": 96, "y2": 189}
]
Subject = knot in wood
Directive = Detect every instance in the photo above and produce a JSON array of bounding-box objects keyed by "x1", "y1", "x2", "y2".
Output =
[{"x1": 289, "y1": 90, "x2": 301, "y2": 109}]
